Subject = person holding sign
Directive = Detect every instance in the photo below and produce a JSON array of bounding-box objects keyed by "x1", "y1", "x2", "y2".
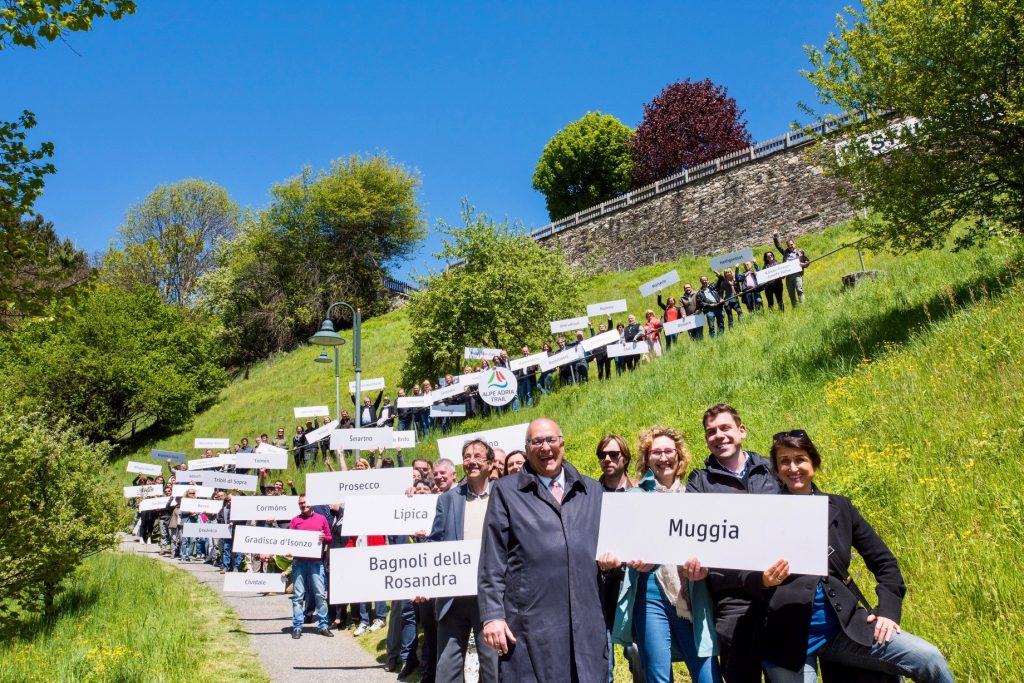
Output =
[
  {"x1": 288, "y1": 495, "x2": 333, "y2": 639},
  {"x1": 772, "y1": 229, "x2": 810, "y2": 307},
  {"x1": 697, "y1": 277, "x2": 725, "y2": 338},
  {"x1": 419, "y1": 439, "x2": 499, "y2": 683},
  {"x1": 600, "y1": 427, "x2": 721, "y2": 683},
  {"x1": 762, "y1": 252, "x2": 785, "y2": 312},
  {"x1": 748, "y1": 431, "x2": 952, "y2": 683},
  {"x1": 680, "y1": 283, "x2": 705, "y2": 342},
  {"x1": 656, "y1": 294, "x2": 682, "y2": 351},
  {"x1": 479, "y1": 418, "x2": 607, "y2": 683}
]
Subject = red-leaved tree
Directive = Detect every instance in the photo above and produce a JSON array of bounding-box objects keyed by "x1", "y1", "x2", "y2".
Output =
[{"x1": 631, "y1": 79, "x2": 753, "y2": 187}]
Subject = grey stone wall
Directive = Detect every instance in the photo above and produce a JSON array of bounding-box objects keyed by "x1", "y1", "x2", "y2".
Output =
[{"x1": 535, "y1": 143, "x2": 856, "y2": 271}]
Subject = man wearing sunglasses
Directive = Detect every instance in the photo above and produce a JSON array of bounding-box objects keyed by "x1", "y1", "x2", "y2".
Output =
[{"x1": 686, "y1": 403, "x2": 777, "y2": 683}]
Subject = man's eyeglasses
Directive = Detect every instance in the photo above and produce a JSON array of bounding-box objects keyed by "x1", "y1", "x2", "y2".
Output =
[
  {"x1": 773, "y1": 429, "x2": 808, "y2": 441},
  {"x1": 528, "y1": 436, "x2": 563, "y2": 448},
  {"x1": 597, "y1": 450, "x2": 623, "y2": 461}
]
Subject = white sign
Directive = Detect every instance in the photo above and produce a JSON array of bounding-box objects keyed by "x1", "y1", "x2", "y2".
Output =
[
  {"x1": 342, "y1": 494, "x2": 439, "y2": 536},
  {"x1": 430, "y1": 383, "x2": 465, "y2": 403},
  {"x1": 186, "y1": 455, "x2": 227, "y2": 471},
  {"x1": 305, "y1": 468, "x2": 415, "y2": 505},
  {"x1": 596, "y1": 493, "x2": 828, "y2": 575},
  {"x1": 194, "y1": 438, "x2": 229, "y2": 450},
  {"x1": 464, "y1": 347, "x2": 503, "y2": 360},
  {"x1": 436, "y1": 423, "x2": 530, "y2": 465},
  {"x1": 509, "y1": 352, "x2": 548, "y2": 372},
  {"x1": 456, "y1": 371, "x2": 483, "y2": 386},
  {"x1": 224, "y1": 572, "x2": 288, "y2": 593},
  {"x1": 220, "y1": 452, "x2": 237, "y2": 467},
  {"x1": 835, "y1": 117, "x2": 921, "y2": 163},
  {"x1": 539, "y1": 345, "x2": 584, "y2": 371},
  {"x1": 349, "y1": 377, "x2": 386, "y2": 393},
  {"x1": 229, "y1": 496, "x2": 300, "y2": 521},
  {"x1": 294, "y1": 405, "x2": 330, "y2": 418},
  {"x1": 172, "y1": 470, "x2": 209, "y2": 485},
  {"x1": 755, "y1": 259, "x2": 803, "y2": 286},
  {"x1": 586, "y1": 299, "x2": 628, "y2": 317},
  {"x1": 172, "y1": 484, "x2": 215, "y2": 498},
  {"x1": 123, "y1": 484, "x2": 162, "y2": 498},
  {"x1": 182, "y1": 522, "x2": 232, "y2": 538},
  {"x1": 150, "y1": 449, "x2": 186, "y2": 463},
  {"x1": 478, "y1": 368, "x2": 518, "y2": 407},
  {"x1": 304, "y1": 420, "x2": 338, "y2": 444},
  {"x1": 179, "y1": 497, "x2": 224, "y2": 515},
  {"x1": 710, "y1": 247, "x2": 755, "y2": 272},
  {"x1": 549, "y1": 316, "x2": 590, "y2": 334},
  {"x1": 396, "y1": 395, "x2": 431, "y2": 409},
  {"x1": 393, "y1": 430, "x2": 417, "y2": 448},
  {"x1": 330, "y1": 428, "x2": 394, "y2": 451},
  {"x1": 606, "y1": 342, "x2": 647, "y2": 358},
  {"x1": 639, "y1": 270, "x2": 680, "y2": 297},
  {"x1": 329, "y1": 540, "x2": 479, "y2": 604},
  {"x1": 139, "y1": 496, "x2": 170, "y2": 512},
  {"x1": 206, "y1": 472, "x2": 259, "y2": 492},
  {"x1": 431, "y1": 404, "x2": 466, "y2": 418},
  {"x1": 232, "y1": 525, "x2": 322, "y2": 560},
  {"x1": 126, "y1": 461, "x2": 163, "y2": 476},
  {"x1": 580, "y1": 329, "x2": 621, "y2": 352},
  {"x1": 664, "y1": 314, "x2": 707, "y2": 335}
]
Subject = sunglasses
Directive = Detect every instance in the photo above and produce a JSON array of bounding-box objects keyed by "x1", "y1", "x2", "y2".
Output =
[
  {"x1": 597, "y1": 450, "x2": 623, "y2": 461},
  {"x1": 773, "y1": 429, "x2": 808, "y2": 441}
]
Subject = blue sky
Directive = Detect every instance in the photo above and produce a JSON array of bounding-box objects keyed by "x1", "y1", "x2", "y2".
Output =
[{"x1": 5, "y1": 1, "x2": 845, "y2": 281}]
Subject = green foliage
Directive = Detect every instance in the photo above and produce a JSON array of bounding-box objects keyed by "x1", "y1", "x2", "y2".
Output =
[
  {"x1": 804, "y1": 0, "x2": 1024, "y2": 249},
  {"x1": 532, "y1": 111, "x2": 635, "y2": 220},
  {"x1": 0, "y1": 213, "x2": 93, "y2": 331},
  {"x1": 102, "y1": 178, "x2": 241, "y2": 306},
  {"x1": 402, "y1": 202, "x2": 581, "y2": 383},
  {"x1": 0, "y1": 408, "x2": 125, "y2": 621},
  {"x1": 0, "y1": 0, "x2": 135, "y2": 50},
  {"x1": 0, "y1": 552, "x2": 270, "y2": 681},
  {"x1": 0, "y1": 111, "x2": 54, "y2": 226},
  {"x1": 0, "y1": 285, "x2": 226, "y2": 444}
]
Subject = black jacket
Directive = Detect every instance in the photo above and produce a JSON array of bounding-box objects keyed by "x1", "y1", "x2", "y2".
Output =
[
  {"x1": 351, "y1": 390, "x2": 384, "y2": 426},
  {"x1": 740, "y1": 492, "x2": 907, "y2": 672}
]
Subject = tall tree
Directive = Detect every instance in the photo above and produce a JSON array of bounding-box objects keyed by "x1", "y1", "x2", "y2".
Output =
[
  {"x1": 0, "y1": 212, "x2": 92, "y2": 331},
  {"x1": 631, "y1": 79, "x2": 753, "y2": 187},
  {"x1": 103, "y1": 178, "x2": 241, "y2": 306},
  {"x1": 0, "y1": 285, "x2": 226, "y2": 444},
  {"x1": 262, "y1": 153, "x2": 425, "y2": 332},
  {"x1": 402, "y1": 202, "x2": 581, "y2": 383},
  {"x1": 532, "y1": 112, "x2": 635, "y2": 220},
  {"x1": 805, "y1": 0, "x2": 1024, "y2": 250},
  {"x1": 0, "y1": 0, "x2": 135, "y2": 50},
  {"x1": 0, "y1": 111, "x2": 54, "y2": 226}
]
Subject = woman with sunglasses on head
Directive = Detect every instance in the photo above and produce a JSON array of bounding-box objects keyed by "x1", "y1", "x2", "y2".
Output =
[
  {"x1": 750, "y1": 430, "x2": 953, "y2": 683},
  {"x1": 599, "y1": 426, "x2": 721, "y2": 683}
]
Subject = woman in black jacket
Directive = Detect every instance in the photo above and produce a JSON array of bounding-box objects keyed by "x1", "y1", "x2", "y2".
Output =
[{"x1": 748, "y1": 431, "x2": 953, "y2": 683}]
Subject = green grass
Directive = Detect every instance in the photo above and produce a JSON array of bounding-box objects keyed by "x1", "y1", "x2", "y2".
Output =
[
  {"x1": 115, "y1": 221, "x2": 1024, "y2": 678},
  {"x1": 0, "y1": 552, "x2": 269, "y2": 683}
]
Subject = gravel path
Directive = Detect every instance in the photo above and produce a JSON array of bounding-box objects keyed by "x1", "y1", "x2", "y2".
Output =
[{"x1": 121, "y1": 541, "x2": 395, "y2": 683}]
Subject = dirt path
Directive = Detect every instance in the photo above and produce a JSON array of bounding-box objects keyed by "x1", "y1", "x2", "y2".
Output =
[{"x1": 121, "y1": 541, "x2": 396, "y2": 683}]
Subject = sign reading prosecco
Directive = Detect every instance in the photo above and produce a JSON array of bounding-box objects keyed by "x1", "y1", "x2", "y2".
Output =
[
  {"x1": 304, "y1": 468, "x2": 414, "y2": 505},
  {"x1": 329, "y1": 540, "x2": 479, "y2": 603}
]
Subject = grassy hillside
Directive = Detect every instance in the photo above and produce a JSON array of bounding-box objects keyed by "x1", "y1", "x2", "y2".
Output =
[{"x1": 118, "y1": 223, "x2": 1024, "y2": 678}]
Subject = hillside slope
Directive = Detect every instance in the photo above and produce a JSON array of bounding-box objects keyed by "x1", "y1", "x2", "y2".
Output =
[{"x1": 121, "y1": 224, "x2": 1024, "y2": 677}]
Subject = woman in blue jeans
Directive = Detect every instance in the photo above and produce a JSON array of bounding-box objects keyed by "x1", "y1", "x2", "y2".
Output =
[
  {"x1": 750, "y1": 430, "x2": 953, "y2": 683},
  {"x1": 599, "y1": 426, "x2": 721, "y2": 683}
]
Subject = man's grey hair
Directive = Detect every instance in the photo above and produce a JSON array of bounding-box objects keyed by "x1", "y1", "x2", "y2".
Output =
[{"x1": 434, "y1": 458, "x2": 456, "y2": 472}]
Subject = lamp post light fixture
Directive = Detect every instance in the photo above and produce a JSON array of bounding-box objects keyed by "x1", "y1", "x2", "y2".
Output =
[{"x1": 310, "y1": 302, "x2": 362, "y2": 461}]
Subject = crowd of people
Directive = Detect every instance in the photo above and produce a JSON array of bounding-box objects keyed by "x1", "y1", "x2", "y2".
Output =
[{"x1": 128, "y1": 402, "x2": 954, "y2": 683}]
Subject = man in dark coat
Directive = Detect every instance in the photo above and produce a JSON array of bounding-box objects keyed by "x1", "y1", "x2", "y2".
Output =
[{"x1": 478, "y1": 417, "x2": 607, "y2": 683}]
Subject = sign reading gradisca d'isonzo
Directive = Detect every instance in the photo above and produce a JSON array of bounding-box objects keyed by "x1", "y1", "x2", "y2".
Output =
[{"x1": 329, "y1": 540, "x2": 480, "y2": 604}]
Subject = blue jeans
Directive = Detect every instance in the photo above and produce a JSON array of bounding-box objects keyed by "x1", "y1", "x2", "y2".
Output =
[
  {"x1": 705, "y1": 308, "x2": 725, "y2": 337},
  {"x1": 292, "y1": 559, "x2": 329, "y2": 630},
  {"x1": 222, "y1": 538, "x2": 243, "y2": 571},
  {"x1": 518, "y1": 376, "x2": 534, "y2": 407},
  {"x1": 664, "y1": 332, "x2": 677, "y2": 351},
  {"x1": 538, "y1": 370, "x2": 553, "y2": 394},
  {"x1": 635, "y1": 573, "x2": 720, "y2": 683},
  {"x1": 359, "y1": 600, "x2": 387, "y2": 625},
  {"x1": 764, "y1": 628, "x2": 953, "y2": 683}
]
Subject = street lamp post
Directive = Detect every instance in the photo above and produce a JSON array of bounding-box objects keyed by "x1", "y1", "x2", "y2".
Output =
[{"x1": 310, "y1": 302, "x2": 362, "y2": 461}]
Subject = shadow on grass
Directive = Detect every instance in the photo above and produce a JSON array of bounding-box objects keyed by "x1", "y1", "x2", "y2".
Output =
[{"x1": 0, "y1": 580, "x2": 101, "y2": 644}]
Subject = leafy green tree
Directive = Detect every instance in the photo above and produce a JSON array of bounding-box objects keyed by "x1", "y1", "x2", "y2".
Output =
[
  {"x1": 804, "y1": 0, "x2": 1024, "y2": 249},
  {"x1": 0, "y1": 406, "x2": 126, "y2": 620},
  {"x1": 532, "y1": 112, "x2": 635, "y2": 220},
  {"x1": 0, "y1": 212, "x2": 93, "y2": 331},
  {"x1": 261, "y1": 153, "x2": 426, "y2": 331},
  {"x1": 402, "y1": 202, "x2": 581, "y2": 383},
  {"x1": 0, "y1": 0, "x2": 135, "y2": 49},
  {"x1": 102, "y1": 178, "x2": 241, "y2": 306},
  {"x1": 0, "y1": 285, "x2": 226, "y2": 443},
  {"x1": 0, "y1": 111, "x2": 54, "y2": 226}
]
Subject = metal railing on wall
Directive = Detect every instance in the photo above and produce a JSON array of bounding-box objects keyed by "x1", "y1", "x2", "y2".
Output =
[
  {"x1": 529, "y1": 113, "x2": 860, "y2": 240},
  {"x1": 382, "y1": 276, "x2": 418, "y2": 295}
]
